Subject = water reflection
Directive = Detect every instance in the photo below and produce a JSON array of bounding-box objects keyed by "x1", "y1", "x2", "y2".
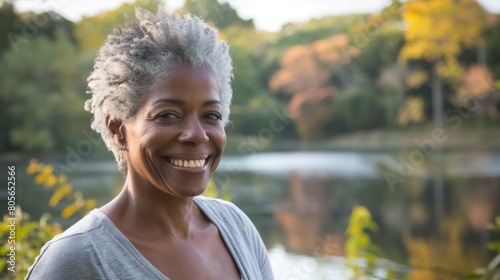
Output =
[
  {"x1": 220, "y1": 151, "x2": 499, "y2": 279},
  {"x1": 274, "y1": 171, "x2": 340, "y2": 255},
  {"x1": 403, "y1": 176, "x2": 499, "y2": 279}
]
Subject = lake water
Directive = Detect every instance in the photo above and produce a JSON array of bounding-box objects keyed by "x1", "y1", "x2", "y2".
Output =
[{"x1": 6, "y1": 150, "x2": 500, "y2": 279}]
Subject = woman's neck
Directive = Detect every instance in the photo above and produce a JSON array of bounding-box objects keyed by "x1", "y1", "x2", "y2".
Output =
[{"x1": 100, "y1": 176, "x2": 205, "y2": 240}]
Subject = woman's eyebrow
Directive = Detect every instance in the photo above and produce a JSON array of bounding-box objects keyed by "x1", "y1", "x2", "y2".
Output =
[
  {"x1": 153, "y1": 98, "x2": 183, "y2": 105},
  {"x1": 153, "y1": 98, "x2": 221, "y2": 106},
  {"x1": 202, "y1": 100, "x2": 221, "y2": 106}
]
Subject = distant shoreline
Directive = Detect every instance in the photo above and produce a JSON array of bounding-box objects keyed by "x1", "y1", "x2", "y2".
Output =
[{"x1": 224, "y1": 126, "x2": 500, "y2": 154}]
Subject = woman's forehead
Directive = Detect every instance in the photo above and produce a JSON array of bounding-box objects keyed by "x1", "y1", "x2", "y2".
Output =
[
  {"x1": 150, "y1": 65, "x2": 217, "y2": 89},
  {"x1": 145, "y1": 65, "x2": 220, "y2": 103}
]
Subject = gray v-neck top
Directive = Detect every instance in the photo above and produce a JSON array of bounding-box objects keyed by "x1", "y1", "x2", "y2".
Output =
[{"x1": 25, "y1": 196, "x2": 274, "y2": 280}]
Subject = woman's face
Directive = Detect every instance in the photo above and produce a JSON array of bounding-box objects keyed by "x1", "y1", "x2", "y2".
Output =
[{"x1": 122, "y1": 64, "x2": 226, "y2": 197}]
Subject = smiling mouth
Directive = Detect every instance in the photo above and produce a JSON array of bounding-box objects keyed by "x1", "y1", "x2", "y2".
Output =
[{"x1": 168, "y1": 157, "x2": 208, "y2": 168}]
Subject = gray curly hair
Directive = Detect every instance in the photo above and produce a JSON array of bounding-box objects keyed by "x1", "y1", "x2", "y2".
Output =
[{"x1": 84, "y1": 8, "x2": 233, "y2": 173}]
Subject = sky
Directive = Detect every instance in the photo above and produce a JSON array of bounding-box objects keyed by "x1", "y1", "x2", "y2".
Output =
[{"x1": 13, "y1": 0, "x2": 500, "y2": 32}]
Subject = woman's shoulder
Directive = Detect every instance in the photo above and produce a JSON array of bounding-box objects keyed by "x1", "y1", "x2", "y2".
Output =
[
  {"x1": 25, "y1": 210, "x2": 107, "y2": 279},
  {"x1": 194, "y1": 195, "x2": 239, "y2": 210},
  {"x1": 194, "y1": 196, "x2": 257, "y2": 235},
  {"x1": 41, "y1": 209, "x2": 103, "y2": 246},
  {"x1": 56, "y1": 209, "x2": 105, "y2": 236},
  {"x1": 194, "y1": 196, "x2": 248, "y2": 221}
]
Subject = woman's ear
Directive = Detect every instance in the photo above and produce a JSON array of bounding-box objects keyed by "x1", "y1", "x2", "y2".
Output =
[{"x1": 106, "y1": 116, "x2": 126, "y2": 147}]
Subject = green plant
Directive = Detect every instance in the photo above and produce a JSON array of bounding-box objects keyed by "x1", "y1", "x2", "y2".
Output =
[
  {"x1": 0, "y1": 159, "x2": 97, "y2": 279},
  {"x1": 345, "y1": 205, "x2": 396, "y2": 279},
  {"x1": 0, "y1": 208, "x2": 62, "y2": 279},
  {"x1": 26, "y1": 159, "x2": 97, "y2": 218},
  {"x1": 466, "y1": 216, "x2": 500, "y2": 280}
]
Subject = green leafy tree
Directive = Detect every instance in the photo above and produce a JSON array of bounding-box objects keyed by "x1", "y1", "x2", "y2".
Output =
[
  {"x1": 0, "y1": 33, "x2": 88, "y2": 152},
  {"x1": 178, "y1": 0, "x2": 253, "y2": 30},
  {"x1": 24, "y1": 11, "x2": 76, "y2": 44},
  {"x1": 0, "y1": 1, "x2": 22, "y2": 53},
  {"x1": 221, "y1": 25, "x2": 275, "y2": 96},
  {"x1": 220, "y1": 25, "x2": 293, "y2": 138},
  {"x1": 334, "y1": 86, "x2": 386, "y2": 132},
  {"x1": 276, "y1": 14, "x2": 370, "y2": 51},
  {"x1": 74, "y1": 0, "x2": 163, "y2": 52},
  {"x1": 486, "y1": 16, "x2": 500, "y2": 79},
  {"x1": 0, "y1": 2, "x2": 24, "y2": 150},
  {"x1": 352, "y1": 22, "x2": 404, "y2": 82}
]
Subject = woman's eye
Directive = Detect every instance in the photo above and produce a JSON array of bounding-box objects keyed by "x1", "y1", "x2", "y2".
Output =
[
  {"x1": 205, "y1": 112, "x2": 222, "y2": 120},
  {"x1": 156, "y1": 112, "x2": 179, "y2": 120}
]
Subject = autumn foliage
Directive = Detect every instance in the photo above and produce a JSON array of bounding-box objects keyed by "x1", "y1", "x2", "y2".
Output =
[{"x1": 269, "y1": 34, "x2": 359, "y2": 139}]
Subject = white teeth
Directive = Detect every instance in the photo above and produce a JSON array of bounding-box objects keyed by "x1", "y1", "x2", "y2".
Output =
[{"x1": 169, "y1": 158, "x2": 206, "y2": 168}]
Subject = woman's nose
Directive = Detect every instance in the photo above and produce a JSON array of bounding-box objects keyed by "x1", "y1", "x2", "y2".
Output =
[{"x1": 178, "y1": 116, "x2": 209, "y2": 145}]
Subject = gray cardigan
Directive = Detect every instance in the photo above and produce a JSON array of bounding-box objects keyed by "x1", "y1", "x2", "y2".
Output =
[{"x1": 25, "y1": 196, "x2": 274, "y2": 280}]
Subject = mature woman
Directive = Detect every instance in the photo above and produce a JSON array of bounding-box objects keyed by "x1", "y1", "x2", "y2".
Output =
[{"x1": 26, "y1": 8, "x2": 273, "y2": 280}]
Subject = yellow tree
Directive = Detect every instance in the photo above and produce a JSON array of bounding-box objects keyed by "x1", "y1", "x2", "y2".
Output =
[{"x1": 399, "y1": 0, "x2": 487, "y2": 128}]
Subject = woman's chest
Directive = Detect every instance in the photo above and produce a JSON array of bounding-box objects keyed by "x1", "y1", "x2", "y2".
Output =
[{"x1": 131, "y1": 234, "x2": 241, "y2": 280}]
